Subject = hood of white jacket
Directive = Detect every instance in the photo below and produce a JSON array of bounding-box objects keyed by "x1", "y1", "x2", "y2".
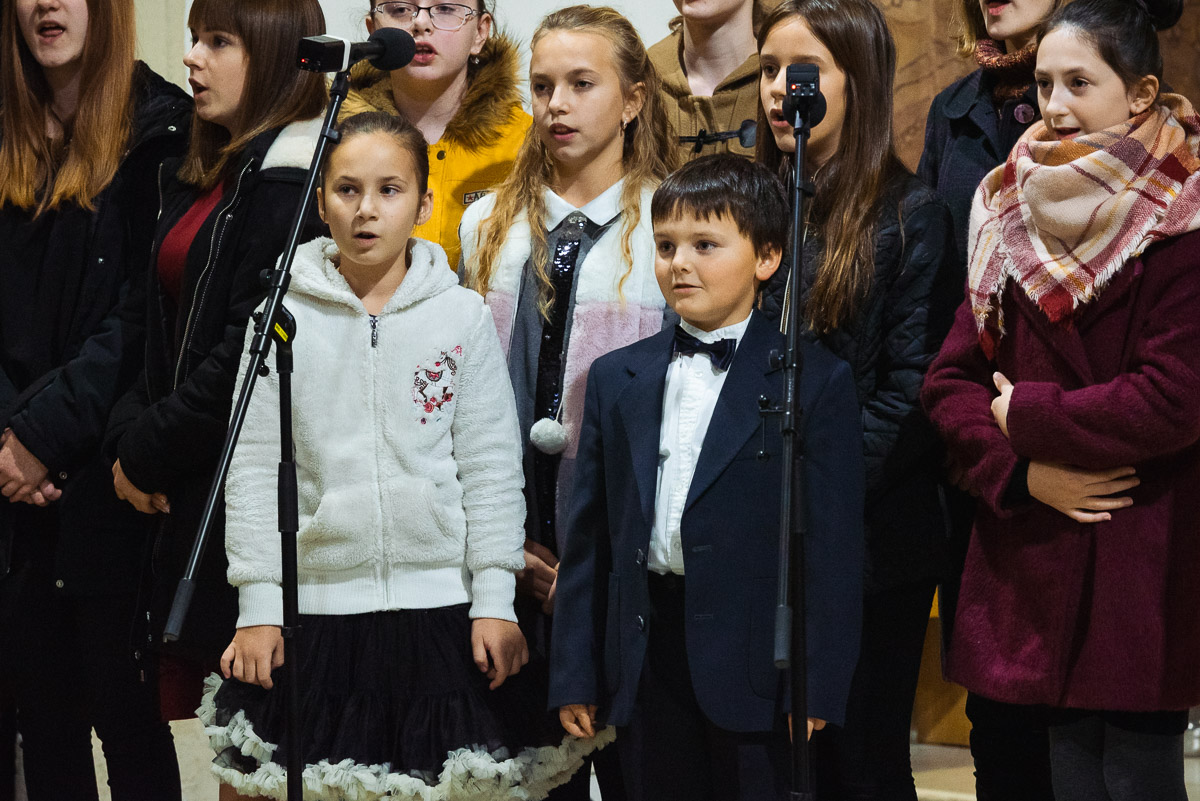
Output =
[{"x1": 287, "y1": 236, "x2": 458, "y2": 314}]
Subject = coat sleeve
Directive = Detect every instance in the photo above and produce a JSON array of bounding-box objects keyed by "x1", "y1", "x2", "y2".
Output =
[
  {"x1": 455, "y1": 304, "x2": 527, "y2": 622},
  {"x1": 115, "y1": 174, "x2": 318, "y2": 494},
  {"x1": 860, "y1": 196, "x2": 958, "y2": 498},
  {"x1": 921, "y1": 298, "x2": 1021, "y2": 516},
  {"x1": 549, "y1": 363, "x2": 611, "y2": 710},
  {"x1": 916, "y1": 95, "x2": 945, "y2": 191},
  {"x1": 9, "y1": 274, "x2": 145, "y2": 474},
  {"x1": 222, "y1": 313, "x2": 285, "y2": 628},
  {"x1": 1006, "y1": 241, "x2": 1200, "y2": 467},
  {"x1": 800, "y1": 356, "x2": 865, "y2": 727}
]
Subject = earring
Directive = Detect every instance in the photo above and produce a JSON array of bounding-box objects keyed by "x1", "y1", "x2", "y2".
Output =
[
  {"x1": 470, "y1": 55, "x2": 481, "y2": 65},
  {"x1": 620, "y1": 118, "x2": 628, "y2": 132}
]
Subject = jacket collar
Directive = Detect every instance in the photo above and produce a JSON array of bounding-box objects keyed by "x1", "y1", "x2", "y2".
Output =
[
  {"x1": 289, "y1": 236, "x2": 457, "y2": 313},
  {"x1": 344, "y1": 31, "x2": 523, "y2": 150},
  {"x1": 650, "y1": 27, "x2": 759, "y2": 99}
]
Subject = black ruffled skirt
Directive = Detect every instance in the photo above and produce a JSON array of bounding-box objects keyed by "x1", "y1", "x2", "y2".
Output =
[{"x1": 198, "y1": 604, "x2": 612, "y2": 800}]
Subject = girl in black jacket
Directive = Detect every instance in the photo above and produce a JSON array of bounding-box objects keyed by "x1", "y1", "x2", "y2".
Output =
[
  {"x1": 0, "y1": 0, "x2": 191, "y2": 797},
  {"x1": 106, "y1": 0, "x2": 327, "y2": 718},
  {"x1": 756, "y1": 0, "x2": 957, "y2": 797}
]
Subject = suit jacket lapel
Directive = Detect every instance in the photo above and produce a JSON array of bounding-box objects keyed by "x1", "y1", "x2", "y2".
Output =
[
  {"x1": 685, "y1": 313, "x2": 778, "y2": 511},
  {"x1": 614, "y1": 334, "x2": 673, "y2": 530}
]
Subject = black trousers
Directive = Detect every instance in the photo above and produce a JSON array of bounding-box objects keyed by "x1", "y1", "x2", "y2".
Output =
[
  {"x1": 617, "y1": 572, "x2": 790, "y2": 801},
  {"x1": 0, "y1": 543, "x2": 181, "y2": 801},
  {"x1": 1048, "y1": 708, "x2": 1188, "y2": 801},
  {"x1": 966, "y1": 693, "x2": 1054, "y2": 801},
  {"x1": 811, "y1": 578, "x2": 937, "y2": 800}
]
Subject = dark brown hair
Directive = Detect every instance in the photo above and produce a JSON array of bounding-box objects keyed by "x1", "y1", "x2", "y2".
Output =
[
  {"x1": 0, "y1": 0, "x2": 136, "y2": 212},
  {"x1": 325, "y1": 111, "x2": 430, "y2": 195},
  {"x1": 1038, "y1": 0, "x2": 1181, "y2": 92},
  {"x1": 651, "y1": 153, "x2": 788, "y2": 258},
  {"x1": 755, "y1": 0, "x2": 904, "y2": 332},
  {"x1": 180, "y1": 0, "x2": 328, "y2": 188}
]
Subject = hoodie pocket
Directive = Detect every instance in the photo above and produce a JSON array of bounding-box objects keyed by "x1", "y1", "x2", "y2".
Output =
[
  {"x1": 379, "y1": 476, "x2": 464, "y2": 560},
  {"x1": 300, "y1": 485, "x2": 380, "y2": 571}
]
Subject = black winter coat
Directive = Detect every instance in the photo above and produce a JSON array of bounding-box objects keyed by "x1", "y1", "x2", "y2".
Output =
[
  {"x1": 916, "y1": 69, "x2": 1037, "y2": 269},
  {"x1": 106, "y1": 117, "x2": 324, "y2": 655},
  {"x1": 760, "y1": 172, "x2": 959, "y2": 593},
  {"x1": 0, "y1": 64, "x2": 191, "y2": 595}
]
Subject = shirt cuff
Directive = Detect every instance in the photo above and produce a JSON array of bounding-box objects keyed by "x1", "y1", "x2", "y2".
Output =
[
  {"x1": 468, "y1": 567, "x2": 517, "y2": 622},
  {"x1": 238, "y1": 581, "x2": 283, "y2": 628}
]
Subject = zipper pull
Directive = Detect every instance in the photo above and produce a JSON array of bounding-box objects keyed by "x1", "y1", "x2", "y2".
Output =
[{"x1": 370, "y1": 315, "x2": 378, "y2": 348}]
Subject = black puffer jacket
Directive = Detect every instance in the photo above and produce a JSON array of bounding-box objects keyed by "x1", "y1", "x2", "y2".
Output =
[
  {"x1": 760, "y1": 172, "x2": 959, "y2": 593},
  {"x1": 106, "y1": 116, "x2": 325, "y2": 654},
  {"x1": 0, "y1": 63, "x2": 191, "y2": 595}
]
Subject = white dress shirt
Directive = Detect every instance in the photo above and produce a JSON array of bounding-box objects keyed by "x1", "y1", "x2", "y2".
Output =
[{"x1": 648, "y1": 314, "x2": 751, "y2": 575}]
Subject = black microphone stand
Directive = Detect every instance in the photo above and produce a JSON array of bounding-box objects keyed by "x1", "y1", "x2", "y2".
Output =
[
  {"x1": 763, "y1": 63, "x2": 826, "y2": 801},
  {"x1": 162, "y1": 70, "x2": 352, "y2": 801}
]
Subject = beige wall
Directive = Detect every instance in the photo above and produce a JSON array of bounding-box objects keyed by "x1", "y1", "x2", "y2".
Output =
[{"x1": 136, "y1": 0, "x2": 187, "y2": 89}]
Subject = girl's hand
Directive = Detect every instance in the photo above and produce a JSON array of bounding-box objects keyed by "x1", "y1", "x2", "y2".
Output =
[
  {"x1": 991, "y1": 372, "x2": 1014, "y2": 438},
  {"x1": 112, "y1": 459, "x2": 170, "y2": 515},
  {"x1": 516, "y1": 539, "x2": 558, "y2": 603},
  {"x1": 559, "y1": 704, "x2": 598, "y2": 738},
  {"x1": 221, "y1": 625, "x2": 285, "y2": 689},
  {"x1": 542, "y1": 574, "x2": 558, "y2": 616},
  {"x1": 0, "y1": 428, "x2": 49, "y2": 504},
  {"x1": 1027, "y1": 462, "x2": 1139, "y2": 523},
  {"x1": 471, "y1": 618, "x2": 529, "y2": 690}
]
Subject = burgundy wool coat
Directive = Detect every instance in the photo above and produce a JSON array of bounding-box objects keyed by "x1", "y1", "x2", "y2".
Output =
[{"x1": 921, "y1": 228, "x2": 1200, "y2": 712}]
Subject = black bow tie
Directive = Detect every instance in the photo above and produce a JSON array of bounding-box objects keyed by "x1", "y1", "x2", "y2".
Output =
[{"x1": 672, "y1": 326, "x2": 736, "y2": 371}]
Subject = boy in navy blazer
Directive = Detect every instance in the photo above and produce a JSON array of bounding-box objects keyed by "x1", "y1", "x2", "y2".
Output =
[{"x1": 549, "y1": 155, "x2": 865, "y2": 800}]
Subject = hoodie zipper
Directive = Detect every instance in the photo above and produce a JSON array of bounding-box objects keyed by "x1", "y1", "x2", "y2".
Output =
[
  {"x1": 370, "y1": 315, "x2": 380, "y2": 348},
  {"x1": 173, "y1": 157, "x2": 255, "y2": 389}
]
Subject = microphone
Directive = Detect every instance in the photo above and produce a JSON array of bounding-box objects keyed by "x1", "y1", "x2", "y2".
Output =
[
  {"x1": 298, "y1": 28, "x2": 416, "y2": 73},
  {"x1": 782, "y1": 63, "x2": 827, "y2": 130}
]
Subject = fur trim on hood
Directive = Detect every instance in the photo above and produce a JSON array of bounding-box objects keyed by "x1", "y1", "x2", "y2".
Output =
[
  {"x1": 343, "y1": 32, "x2": 523, "y2": 150},
  {"x1": 289, "y1": 237, "x2": 458, "y2": 313}
]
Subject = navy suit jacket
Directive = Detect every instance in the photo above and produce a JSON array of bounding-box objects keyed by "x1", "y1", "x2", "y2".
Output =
[{"x1": 549, "y1": 311, "x2": 865, "y2": 732}]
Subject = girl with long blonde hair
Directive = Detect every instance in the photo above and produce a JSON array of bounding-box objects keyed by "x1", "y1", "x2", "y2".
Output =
[{"x1": 460, "y1": 6, "x2": 676, "y2": 796}]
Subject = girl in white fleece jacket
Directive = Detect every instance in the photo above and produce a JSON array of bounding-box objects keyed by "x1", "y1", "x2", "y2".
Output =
[{"x1": 198, "y1": 112, "x2": 609, "y2": 801}]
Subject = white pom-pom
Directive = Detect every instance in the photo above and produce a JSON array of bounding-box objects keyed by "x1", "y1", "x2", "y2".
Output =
[{"x1": 530, "y1": 417, "x2": 567, "y2": 454}]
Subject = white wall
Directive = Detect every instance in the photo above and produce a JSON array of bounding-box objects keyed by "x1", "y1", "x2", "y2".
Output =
[{"x1": 142, "y1": 1, "x2": 679, "y2": 93}]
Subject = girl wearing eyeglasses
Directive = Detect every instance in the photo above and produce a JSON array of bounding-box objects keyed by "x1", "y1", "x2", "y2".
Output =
[{"x1": 343, "y1": 0, "x2": 530, "y2": 269}]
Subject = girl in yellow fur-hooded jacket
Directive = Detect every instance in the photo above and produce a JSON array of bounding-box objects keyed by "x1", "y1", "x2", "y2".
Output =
[{"x1": 342, "y1": 1, "x2": 530, "y2": 268}]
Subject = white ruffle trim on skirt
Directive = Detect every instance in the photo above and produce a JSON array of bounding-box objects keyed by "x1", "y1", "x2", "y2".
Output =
[{"x1": 197, "y1": 674, "x2": 616, "y2": 801}]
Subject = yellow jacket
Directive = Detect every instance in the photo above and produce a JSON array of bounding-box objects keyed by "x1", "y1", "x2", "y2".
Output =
[
  {"x1": 649, "y1": 27, "x2": 761, "y2": 164},
  {"x1": 342, "y1": 33, "x2": 531, "y2": 268}
]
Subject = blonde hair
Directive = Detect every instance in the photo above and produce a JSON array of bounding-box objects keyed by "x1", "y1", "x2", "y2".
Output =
[
  {"x1": 0, "y1": 0, "x2": 136, "y2": 213},
  {"x1": 465, "y1": 5, "x2": 677, "y2": 317}
]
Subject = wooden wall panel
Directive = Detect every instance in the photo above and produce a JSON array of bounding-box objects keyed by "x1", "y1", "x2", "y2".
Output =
[{"x1": 883, "y1": 0, "x2": 1200, "y2": 171}]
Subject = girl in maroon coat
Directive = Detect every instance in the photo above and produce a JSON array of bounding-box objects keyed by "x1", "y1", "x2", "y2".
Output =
[{"x1": 922, "y1": 0, "x2": 1197, "y2": 797}]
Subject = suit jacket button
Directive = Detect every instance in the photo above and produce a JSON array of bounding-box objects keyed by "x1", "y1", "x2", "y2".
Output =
[
  {"x1": 635, "y1": 549, "x2": 645, "y2": 565},
  {"x1": 636, "y1": 614, "x2": 645, "y2": 631}
]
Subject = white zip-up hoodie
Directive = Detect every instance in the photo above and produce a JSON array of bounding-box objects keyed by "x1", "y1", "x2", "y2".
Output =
[{"x1": 225, "y1": 237, "x2": 526, "y2": 627}]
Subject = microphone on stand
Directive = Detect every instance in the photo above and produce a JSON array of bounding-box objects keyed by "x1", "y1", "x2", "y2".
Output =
[{"x1": 298, "y1": 27, "x2": 416, "y2": 73}]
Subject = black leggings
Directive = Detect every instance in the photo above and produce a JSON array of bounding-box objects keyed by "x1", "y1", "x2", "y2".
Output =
[
  {"x1": 811, "y1": 579, "x2": 938, "y2": 800},
  {"x1": 1049, "y1": 709, "x2": 1188, "y2": 801},
  {"x1": 0, "y1": 553, "x2": 181, "y2": 801}
]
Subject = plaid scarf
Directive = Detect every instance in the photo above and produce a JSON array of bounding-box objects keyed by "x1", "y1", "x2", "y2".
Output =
[
  {"x1": 967, "y1": 93, "x2": 1200, "y2": 356},
  {"x1": 974, "y1": 39, "x2": 1036, "y2": 103}
]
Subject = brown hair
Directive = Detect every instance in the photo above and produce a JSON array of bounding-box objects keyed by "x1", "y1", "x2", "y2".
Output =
[
  {"x1": 325, "y1": 111, "x2": 430, "y2": 195},
  {"x1": 179, "y1": 0, "x2": 328, "y2": 189},
  {"x1": 0, "y1": 0, "x2": 136, "y2": 213},
  {"x1": 465, "y1": 5, "x2": 677, "y2": 317},
  {"x1": 755, "y1": 0, "x2": 904, "y2": 332}
]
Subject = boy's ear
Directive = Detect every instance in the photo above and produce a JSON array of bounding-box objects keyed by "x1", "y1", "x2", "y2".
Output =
[
  {"x1": 316, "y1": 186, "x2": 326, "y2": 223},
  {"x1": 365, "y1": 13, "x2": 376, "y2": 34},
  {"x1": 623, "y1": 81, "x2": 646, "y2": 128},
  {"x1": 755, "y1": 244, "x2": 782, "y2": 283},
  {"x1": 1127, "y1": 74, "x2": 1159, "y2": 116}
]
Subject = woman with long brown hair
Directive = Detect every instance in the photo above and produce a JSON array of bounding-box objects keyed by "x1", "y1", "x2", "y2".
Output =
[
  {"x1": 0, "y1": 0, "x2": 191, "y2": 797},
  {"x1": 756, "y1": 0, "x2": 957, "y2": 796},
  {"x1": 105, "y1": 0, "x2": 328, "y2": 726}
]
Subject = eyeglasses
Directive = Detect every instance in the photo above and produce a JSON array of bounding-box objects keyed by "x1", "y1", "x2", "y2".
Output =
[{"x1": 371, "y1": 2, "x2": 478, "y2": 31}]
